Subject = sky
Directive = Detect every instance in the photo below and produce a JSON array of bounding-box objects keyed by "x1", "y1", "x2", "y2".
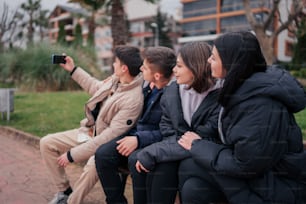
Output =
[
  {"x1": 2, "y1": 0, "x2": 68, "y2": 11},
  {"x1": 2, "y1": 0, "x2": 182, "y2": 19}
]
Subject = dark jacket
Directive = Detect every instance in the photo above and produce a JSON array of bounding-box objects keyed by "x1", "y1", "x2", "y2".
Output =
[
  {"x1": 190, "y1": 66, "x2": 306, "y2": 203},
  {"x1": 137, "y1": 81, "x2": 221, "y2": 170},
  {"x1": 129, "y1": 84, "x2": 164, "y2": 148}
]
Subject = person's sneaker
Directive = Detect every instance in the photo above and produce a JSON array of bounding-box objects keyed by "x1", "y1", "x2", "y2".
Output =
[{"x1": 48, "y1": 192, "x2": 69, "y2": 204}]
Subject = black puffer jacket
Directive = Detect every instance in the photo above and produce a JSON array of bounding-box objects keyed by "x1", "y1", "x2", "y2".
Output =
[
  {"x1": 137, "y1": 81, "x2": 221, "y2": 170},
  {"x1": 190, "y1": 66, "x2": 306, "y2": 203}
]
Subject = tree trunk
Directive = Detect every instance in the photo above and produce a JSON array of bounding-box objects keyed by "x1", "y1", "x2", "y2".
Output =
[
  {"x1": 253, "y1": 28, "x2": 275, "y2": 65},
  {"x1": 28, "y1": 12, "x2": 34, "y2": 45},
  {"x1": 111, "y1": 0, "x2": 128, "y2": 48},
  {"x1": 88, "y1": 11, "x2": 95, "y2": 45}
]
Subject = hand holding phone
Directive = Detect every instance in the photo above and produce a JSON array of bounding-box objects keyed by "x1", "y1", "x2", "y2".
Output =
[
  {"x1": 52, "y1": 54, "x2": 76, "y2": 72},
  {"x1": 51, "y1": 54, "x2": 66, "y2": 64}
]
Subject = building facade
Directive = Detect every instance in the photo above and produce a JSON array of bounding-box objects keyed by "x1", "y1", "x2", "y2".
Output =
[
  {"x1": 178, "y1": 0, "x2": 295, "y2": 62},
  {"x1": 48, "y1": 5, "x2": 89, "y2": 45},
  {"x1": 48, "y1": 1, "x2": 181, "y2": 71}
]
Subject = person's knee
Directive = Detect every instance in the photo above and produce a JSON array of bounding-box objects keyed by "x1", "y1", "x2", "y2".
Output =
[
  {"x1": 95, "y1": 145, "x2": 109, "y2": 163},
  {"x1": 39, "y1": 134, "x2": 53, "y2": 152},
  {"x1": 95, "y1": 144, "x2": 120, "y2": 169}
]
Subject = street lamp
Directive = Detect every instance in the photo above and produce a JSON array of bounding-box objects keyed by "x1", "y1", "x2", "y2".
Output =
[{"x1": 151, "y1": 22, "x2": 159, "y2": 47}]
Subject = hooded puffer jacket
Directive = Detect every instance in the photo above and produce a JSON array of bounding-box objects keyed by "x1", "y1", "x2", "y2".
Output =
[{"x1": 190, "y1": 65, "x2": 306, "y2": 203}]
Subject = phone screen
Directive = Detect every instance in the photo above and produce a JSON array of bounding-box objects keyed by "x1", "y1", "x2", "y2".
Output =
[{"x1": 52, "y1": 55, "x2": 66, "y2": 64}]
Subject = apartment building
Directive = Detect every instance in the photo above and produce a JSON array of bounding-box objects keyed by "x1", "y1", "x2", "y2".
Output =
[
  {"x1": 48, "y1": 1, "x2": 181, "y2": 70},
  {"x1": 178, "y1": 0, "x2": 295, "y2": 62},
  {"x1": 48, "y1": 5, "x2": 89, "y2": 45}
]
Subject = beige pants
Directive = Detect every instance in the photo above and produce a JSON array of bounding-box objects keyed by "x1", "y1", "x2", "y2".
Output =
[{"x1": 40, "y1": 128, "x2": 99, "y2": 204}]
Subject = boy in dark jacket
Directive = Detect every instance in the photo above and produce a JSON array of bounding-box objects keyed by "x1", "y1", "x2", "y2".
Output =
[{"x1": 94, "y1": 46, "x2": 176, "y2": 204}]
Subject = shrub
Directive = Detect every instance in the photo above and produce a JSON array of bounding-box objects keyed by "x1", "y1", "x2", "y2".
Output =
[{"x1": 0, "y1": 43, "x2": 109, "y2": 91}]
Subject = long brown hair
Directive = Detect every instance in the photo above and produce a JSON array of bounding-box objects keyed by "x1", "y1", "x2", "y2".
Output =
[{"x1": 179, "y1": 41, "x2": 215, "y2": 93}]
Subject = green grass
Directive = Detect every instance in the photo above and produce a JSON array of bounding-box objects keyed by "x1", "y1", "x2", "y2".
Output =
[
  {"x1": 0, "y1": 91, "x2": 89, "y2": 137},
  {"x1": 0, "y1": 91, "x2": 306, "y2": 139}
]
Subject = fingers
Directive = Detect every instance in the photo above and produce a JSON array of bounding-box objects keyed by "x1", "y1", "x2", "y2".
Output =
[
  {"x1": 57, "y1": 154, "x2": 69, "y2": 167},
  {"x1": 178, "y1": 135, "x2": 193, "y2": 150},
  {"x1": 178, "y1": 138, "x2": 188, "y2": 150},
  {"x1": 135, "y1": 161, "x2": 142, "y2": 172},
  {"x1": 135, "y1": 161, "x2": 149, "y2": 173},
  {"x1": 116, "y1": 137, "x2": 137, "y2": 156},
  {"x1": 116, "y1": 136, "x2": 125, "y2": 143},
  {"x1": 116, "y1": 143, "x2": 124, "y2": 153},
  {"x1": 182, "y1": 131, "x2": 201, "y2": 140},
  {"x1": 119, "y1": 148, "x2": 131, "y2": 156},
  {"x1": 140, "y1": 164, "x2": 149, "y2": 173},
  {"x1": 57, "y1": 157, "x2": 67, "y2": 167},
  {"x1": 58, "y1": 55, "x2": 75, "y2": 71}
]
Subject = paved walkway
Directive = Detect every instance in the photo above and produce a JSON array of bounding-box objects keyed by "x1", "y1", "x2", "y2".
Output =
[{"x1": 0, "y1": 126, "x2": 133, "y2": 204}]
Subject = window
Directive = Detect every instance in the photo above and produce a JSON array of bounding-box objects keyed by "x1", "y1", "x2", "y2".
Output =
[
  {"x1": 221, "y1": 15, "x2": 251, "y2": 32},
  {"x1": 285, "y1": 41, "x2": 293, "y2": 57},
  {"x1": 221, "y1": 0, "x2": 244, "y2": 12},
  {"x1": 183, "y1": 0, "x2": 216, "y2": 18},
  {"x1": 221, "y1": 0, "x2": 271, "y2": 12},
  {"x1": 130, "y1": 22, "x2": 143, "y2": 33},
  {"x1": 182, "y1": 19, "x2": 216, "y2": 36}
]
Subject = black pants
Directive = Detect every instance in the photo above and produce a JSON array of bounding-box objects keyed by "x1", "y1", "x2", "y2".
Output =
[
  {"x1": 95, "y1": 135, "x2": 128, "y2": 204},
  {"x1": 179, "y1": 158, "x2": 227, "y2": 204},
  {"x1": 128, "y1": 150, "x2": 179, "y2": 204}
]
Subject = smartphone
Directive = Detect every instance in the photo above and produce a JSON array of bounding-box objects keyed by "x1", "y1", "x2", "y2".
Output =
[{"x1": 51, "y1": 54, "x2": 66, "y2": 64}]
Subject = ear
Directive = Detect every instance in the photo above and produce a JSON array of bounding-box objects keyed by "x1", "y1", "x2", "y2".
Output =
[
  {"x1": 121, "y1": 64, "x2": 128, "y2": 73},
  {"x1": 153, "y1": 72, "x2": 161, "y2": 81}
]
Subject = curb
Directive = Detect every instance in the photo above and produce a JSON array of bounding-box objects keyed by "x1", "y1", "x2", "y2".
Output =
[{"x1": 0, "y1": 126, "x2": 40, "y2": 149}]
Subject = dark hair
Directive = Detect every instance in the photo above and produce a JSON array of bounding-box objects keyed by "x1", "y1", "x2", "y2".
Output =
[
  {"x1": 214, "y1": 31, "x2": 267, "y2": 107},
  {"x1": 179, "y1": 41, "x2": 215, "y2": 93},
  {"x1": 114, "y1": 45, "x2": 142, "y2": 77},
  {"x1": 142, "y1": 46, "x2": 176, "y2": 79}
]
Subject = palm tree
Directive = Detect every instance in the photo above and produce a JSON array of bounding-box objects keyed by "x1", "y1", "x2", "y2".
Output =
[
  {"x1": 20, "y1": 0, "x2": 41, "y2": 45},
  {"x1": 69, "y1": 0, "x2": 105, "y2": 45},
  {"x1": 110, "y1": 0, "x2": 127, "y2": 46},
  {"x1": 35, "y1": 9, "x2": 49, "y2": 42},
  {"x1": 109, "y1": 0, "x2": 157, "y2": 47},
  {"x1": 70, "y1": 0, "x2": 157, "y2": 48}
]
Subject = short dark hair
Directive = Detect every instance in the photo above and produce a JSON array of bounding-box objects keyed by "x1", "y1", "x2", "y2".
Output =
[
  {"x1": 179, "y1": 41, "x2": 215, "y2": 93},
  {"x1": 142, "y1": 46, "x2": 176, "y2": 79},
  {"x1": 114, "y1": 45, "x2": 143, "y2": 77}
]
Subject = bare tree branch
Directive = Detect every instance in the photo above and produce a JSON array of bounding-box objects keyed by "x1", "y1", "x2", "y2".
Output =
[
  {"x1": 242, "y1": 0, "x2": 258, "y2": 28},
  {"x1": 0, "y1": 3, "x2": 19, "y2": 49},
  {"x1": 263, "y1": 0, "x2": 280, "y2": 30},
  {"x1": 274, "y1": 0, "x2": 304, "y2": 36}
]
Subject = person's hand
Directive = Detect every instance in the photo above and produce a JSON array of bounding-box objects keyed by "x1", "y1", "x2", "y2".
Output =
[
  {"x1": 116, "y1": 136, "x2": 138, "y2": 156},
  {"x1": 59, "y1": 54, "x2": 75, "y2": 72},
  {"x1": 135, "y1": 160, "x2": 149, "y2": 173},
  {"x1": 57, "y1": 152, "x2": 70, "y2": 168},
  {"x1": 178, "y1": 131, "x2": 201, "y2": 150}
]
